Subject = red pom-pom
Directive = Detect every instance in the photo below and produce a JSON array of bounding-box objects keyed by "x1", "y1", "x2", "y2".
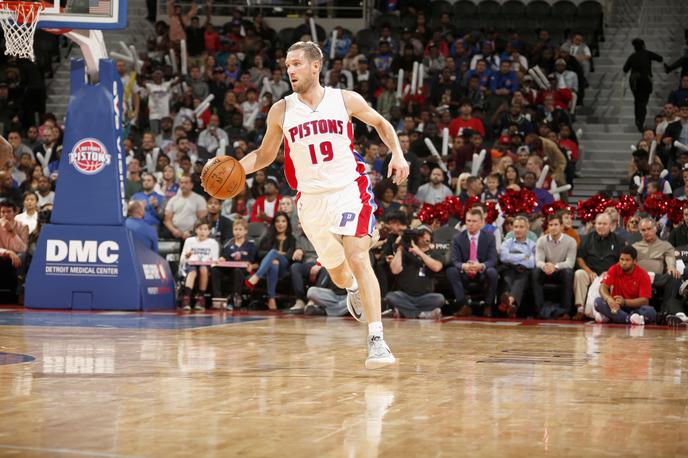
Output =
[
  {"x1": 444, "y1": 196, "x2": 462, "y2": 219},
  {"x1": 643, "y1": 192, "x2": 671, "y2": 218},
  {"x1": 615, "y1": 194, "x2": 639, "y2": 218},
  {"x1": 668, "y1": 199, "x2": 688, "y2": 225},
  {"x1": 484, "y1": 201, "x2": 499, "y2": 224}
]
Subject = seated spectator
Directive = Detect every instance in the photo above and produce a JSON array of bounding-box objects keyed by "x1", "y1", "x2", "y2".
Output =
[
  {"x1": 498, "y1": 215, "x2": 536, "y2": 317},
  {"x1": 131, "y1": 172, "x2": 165, "y2": 228},
  {"x1": 446, "y1": 208, "x2": 499, "y2": 316},
  {"x1": 0, "y1": 200, "x2": 28, "y2": 292},
  {"x1": 197, "y1": 114, "x2": 228, "y2": 155},
  {"x1": 125, "y1": 201, "x2": 158, "y2": 252},
  {"x1": 163, "y1": 174, "x2": 207, "y2": 241},
  {"x1": 448, "y1": 100, "x2": 486, "y2": 138},
  {"x1": 179, "y1": 219, "x2": 220, "y2": 312},
  {"x1": 522, "y1": 172, "x2": 554, "y2": 207},
  {"x1": 604, "y1": 206, "x2": 632, "y2": 242},
  {"x1": 553, "y1": 59, "x2": 579, "y2": 93},
  {"x1": 489, "y1": 59, "x2": 519, "y2": 98},
  {"x1": 459, "y1": 176, "x2": 483, "y2": 203},
  {"x1": 288, "y1": 230, "x2": 323, "y2": 313},
  {"x1": 35, "y1": 175, "x2": 54, "y2": 208},
  {"x1": 205, "y1": 196, "x2": 233, "y2": 245},
  {"x1": 482, "y1": 173, "x2": 504, "y2": 202},
  {"x1": 303, "y1": 272, "x2": 350, "y2": 316},
  {"x1": 594, "y1": 245, "x2": 656, "y2": 325},
  {"x1": 665, "y1": 103, "x2": 688, "y2": 156},
  {"x1": 15, "y1": 191, "x2": 38, "y2": 235},
  {"x1": 669, "y1": 206, "x2": 688, "y2": 247},
  {"x1": 250, "y1": 177, "x2": 281, "y2": 223},
  {"x1": 574, "y1": 213, "x2": 623, "y2": 312},
  {"x1": 533, "y1": 213, "x2": 577, "y2": 319},
  {"x1": 384, "y1": 225, "x2": 445, "y2": 319},
  {"x1": 668, "y1": 75, "x2": 688, "y2": 108},
  {"x1": 560, "y1": 208, "x2": 581, "y2": 246},
  {"x1": 157, "y1": 164, "x2": 179, "y2": 200},
  {"x1": 415, "y1": 167, "x2": 452, "y2": 204},
  {"x1": 210, "y1": 218, "x2": 257, "y2": 310},
  {"x1": 0, "y1": 171, "x2": 20, "y2": 206},
  {"x1": 8, "y1": 131, "x2": 34, "y2": 160},
  {"x1": 633, "y1": 218, "x2": 683, "y2": 315},
  {"x1": 244, "y1": 212, "x2": 296, "y2": 310},
  {"x1": 375, "y1": 180, "x2": 401, "y2": 219},
  {"x1": 19, "y1": 164, "x2": 43, "y2": 194}
]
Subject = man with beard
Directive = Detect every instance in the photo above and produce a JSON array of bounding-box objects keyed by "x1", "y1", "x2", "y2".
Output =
[{"x1": 131, "y1": 172, "x2": 165, "y2": 229}]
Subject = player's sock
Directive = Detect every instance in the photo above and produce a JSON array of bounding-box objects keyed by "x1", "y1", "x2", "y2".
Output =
[
  {"x1": 347, "y1": 275, "x2": 359, "y2": 292},
  {"x1": 368, "y1": 321, "x2": 383, "y2": 339}
]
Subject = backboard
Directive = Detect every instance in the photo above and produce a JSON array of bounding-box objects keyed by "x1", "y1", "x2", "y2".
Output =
[{"x1": 21, "y1": 0, "x2": 127, "y2": 30}]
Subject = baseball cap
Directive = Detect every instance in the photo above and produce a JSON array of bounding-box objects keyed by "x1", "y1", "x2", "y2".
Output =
[
  {"x1": 555, "y1": 58, "x2": 567, "y2": 66},
  {"x1": 498, "y1": 135, "x2": 511, "y2": 145}
]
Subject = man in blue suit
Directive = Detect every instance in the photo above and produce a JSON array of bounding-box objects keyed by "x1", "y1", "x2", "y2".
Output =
[{"x1": 446, "y1": 207, "x2": 499, "y2": 316}]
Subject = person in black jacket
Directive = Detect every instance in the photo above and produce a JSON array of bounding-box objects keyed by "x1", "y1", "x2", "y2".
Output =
[
  {"x1": 244, "y1": 211, "x2": 295, "y2": 310},
  {"x1": 669, "y1": 205, "x2": 688, "y2": 248},
  {"x1": 623, "y1": 38, "x2": 664, "y2": 132},
  {"x1": 664, "y1": 103, "x2": 688, "y2": 161}
]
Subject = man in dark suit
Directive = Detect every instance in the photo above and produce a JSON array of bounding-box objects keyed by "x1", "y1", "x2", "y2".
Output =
[{"x1": 446, "y1": 207, "x2": 499, "y2": 317}]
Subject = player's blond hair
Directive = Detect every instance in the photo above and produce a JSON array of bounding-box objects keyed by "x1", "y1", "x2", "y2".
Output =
[{"x1": 287, "y1": 41, "x2": 323, "y2": 65}]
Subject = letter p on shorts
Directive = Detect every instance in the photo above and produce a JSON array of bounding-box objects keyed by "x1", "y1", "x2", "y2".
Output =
[{"x1": 339, "y1": 212, "x2": 356, "y2": 227}]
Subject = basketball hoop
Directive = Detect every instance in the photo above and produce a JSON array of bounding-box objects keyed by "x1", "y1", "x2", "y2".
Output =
[{"x1": 0, "y1": 1, "x2": 45, "y2": 61}]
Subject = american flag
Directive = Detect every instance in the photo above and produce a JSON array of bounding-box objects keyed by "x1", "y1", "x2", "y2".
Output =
[{"x1": 89, "y1": 0, "x2": 111, "y2": 14}]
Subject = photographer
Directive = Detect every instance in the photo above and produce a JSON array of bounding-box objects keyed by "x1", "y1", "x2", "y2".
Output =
[{"x1": 385, "y1": 226, "x2": 445, "y2": 319}]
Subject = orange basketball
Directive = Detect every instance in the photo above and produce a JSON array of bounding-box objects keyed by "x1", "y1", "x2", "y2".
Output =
[{"x1": 201, "y1": 156, "x2": 246, "y2": 200}]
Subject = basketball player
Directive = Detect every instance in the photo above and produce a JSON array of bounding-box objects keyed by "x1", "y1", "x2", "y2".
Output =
[{"x1": 239, "y1": 42, "x2": 409, "y2": 369}]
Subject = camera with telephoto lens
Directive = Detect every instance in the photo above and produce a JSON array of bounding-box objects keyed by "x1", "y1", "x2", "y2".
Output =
[{"x1": 400, "y1": 228, "x2": 425, "y2": 248}]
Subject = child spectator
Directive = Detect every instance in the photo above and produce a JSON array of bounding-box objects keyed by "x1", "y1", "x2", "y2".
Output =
[
  {"x1": 179, "y1": 219, "x2": 219, "y2": 312},
  {"x1": 210, "y1": 218, "x2": 257, "y2": 310}
]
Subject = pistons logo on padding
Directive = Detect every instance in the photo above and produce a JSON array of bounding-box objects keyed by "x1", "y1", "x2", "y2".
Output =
[{"x1": 69, "y1": 138, "x2": 112, "y2": 175}]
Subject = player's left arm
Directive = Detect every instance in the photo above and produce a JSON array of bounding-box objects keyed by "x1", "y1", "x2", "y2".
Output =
[
  {"x1": 0, "y1": 135, "x2": 11, "y2": 171},
  {"x1": 342, "y1": 90, "x2": 409, "y2": 185}
]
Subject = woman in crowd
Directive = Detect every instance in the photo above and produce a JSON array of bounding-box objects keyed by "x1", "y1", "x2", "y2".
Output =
[
  {"x1": 19, "y1": 164, "x2": 43, "y2": 194},
  {"x1": 244, "y1": 212, "x2": 295, "y2": 311},
  {"x1": 375, "y1": 180, "x2": 401, "y2": 219},
  {"x1": 157, "y1": 164, "x2": 179, "y2": 199},
  {"x1": 504, "y1": 164, "x2": 521, "y2": 189}
]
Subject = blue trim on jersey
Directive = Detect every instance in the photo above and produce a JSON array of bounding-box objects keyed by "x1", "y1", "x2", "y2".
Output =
[{"x1": 364, "y1": 173, "x2": 377, "y2": 235}]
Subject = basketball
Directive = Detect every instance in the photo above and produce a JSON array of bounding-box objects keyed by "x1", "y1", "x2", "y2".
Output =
[{"x1": 201, "y1": 155, "x2": 246, "y2": 200}]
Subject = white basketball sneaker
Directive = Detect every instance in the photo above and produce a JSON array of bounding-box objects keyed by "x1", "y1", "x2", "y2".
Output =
[
  {"x1": 346, "y1": 287, "x2": 366, "y2": 322},
  {"x1": 629, "y1": 313, "x2": 645, "y2": 325},
  {"x1": 365, "y1": 335, "x2": 396, "y2": 369}
]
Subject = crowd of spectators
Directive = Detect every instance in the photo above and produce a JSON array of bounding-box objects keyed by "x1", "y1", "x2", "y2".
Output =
[{"x1": 2, "y1": 2, "x2": 688, "y2": 325}]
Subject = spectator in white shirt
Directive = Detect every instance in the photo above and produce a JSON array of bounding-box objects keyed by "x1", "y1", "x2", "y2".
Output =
[
  {"x1": 15, "y1": 191, "x2": 39, "y2": 234},
  {"x1": 568, "y1": 34, "x2": 592, "y2": 79},
  {"x1": 36, "y1": 175, "x2": 54, "y2": 207},
  {"x1": 163, "y1": 174, "x2": 207, "y2": 241},
  {"x1": 260, "y1": 69, "x2": 289, "y2": 100},
  {"x1": 145, "y1": 70, "x2": 181, "y2": 135},
  {"x1": 197, "y1": 114, "x2": 229, "y2": 155},
  {"x1": 553, "y1": 59, "x2": 579, "y2": 93},
  {"x1": 240, "y1": 88, "x2": 261, "y2": 131}
]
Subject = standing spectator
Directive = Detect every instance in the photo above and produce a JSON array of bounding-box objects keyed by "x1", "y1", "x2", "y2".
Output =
[
  {"x1": 210, "y1": 218, "x2": 257, "y2": 310},
  {"x1": 533, "y1": 213, "x2": 577, "y2": 319},
  {"x1": 131, "y1": 172, "x2": 165, "y2": 228},
  {"x1": 498, "y1": 215, "x2": 536, "y2": 317},
  {"x1": 179, "y1": 219, "x2": 219, "y2": 311},
  {"x1": 633, "y1": 218, "x2": 682, "y2": 315},
  {"x1": 415, "y1": 167, "x2": 452, "y2": 204},
  {"x1": 145, "y1": 71, "x2": 182, "y2": 135},
  {"x1": 446, "y1": 208, "x2": 499, "y2": 316},
  {"x1": 573, "y1": 213, "x2": 623, "y2": 313},
  {"x1": 166, "y1": 0, "x2": 197, "y2": 44},
  {"x1": 125, "y1": 201, "x2": 159, "y2": 252},
  {"x1": 623, "y1": 38, "x2": 664, "y2": 131},
  {"x1": 386, "y1": 226, "x2": 445, "y2": 319},
  {"x1": 594, "y1": 246, "x2": 656, "y2": 325},
  {"x1": 125, "y1": 158, "x2": 143, "y2": 199},
  {"x1": 244, "y1": 212, "x2": 296, "y2": 311},
  {"x1": 163, "y1": 174, "x2": 207, "y2": 241}
]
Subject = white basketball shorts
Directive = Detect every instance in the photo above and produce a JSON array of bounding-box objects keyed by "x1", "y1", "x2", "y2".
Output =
[{"x1": 296, "y1": 175, "x2": 377, "y2": 269}]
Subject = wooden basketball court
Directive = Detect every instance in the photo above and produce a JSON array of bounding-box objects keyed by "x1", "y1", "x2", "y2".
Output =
[{"x1": 0, "y1": 308, "x2": 686, "y2": 457}]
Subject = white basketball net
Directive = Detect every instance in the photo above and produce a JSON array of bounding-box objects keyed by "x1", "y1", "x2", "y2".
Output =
[{"x1": 0, "y1": 2, "x2": 44, "y2": 61}]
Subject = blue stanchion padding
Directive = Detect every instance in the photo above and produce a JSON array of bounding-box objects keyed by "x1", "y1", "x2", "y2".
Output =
[
  {"x1": 52, "y1": 58, "x2": 127, "y2": 226},
  {"x1": 25, "y1": 58, "x2": 176, "y2": 311},
  {"x1": 26, "y1": 224, "x2": 175, "y2": 310}
]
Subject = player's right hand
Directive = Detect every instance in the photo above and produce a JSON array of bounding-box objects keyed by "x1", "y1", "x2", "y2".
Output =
[{"x1": 387, "y1": 154, "x2": 410, "y2": 186}]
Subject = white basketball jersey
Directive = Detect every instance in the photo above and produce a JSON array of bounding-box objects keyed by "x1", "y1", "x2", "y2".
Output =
[{"x1": 282, "y1": 88, "x2": 365, "y2": 193}]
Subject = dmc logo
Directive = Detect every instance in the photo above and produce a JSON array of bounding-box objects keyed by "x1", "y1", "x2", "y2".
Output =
[
  {"x1": 46, "y1": 240, "x2": 119, "y2": 264},
  {"x1": 69, "y1": 138, "x2": 111, "y2": 175}
]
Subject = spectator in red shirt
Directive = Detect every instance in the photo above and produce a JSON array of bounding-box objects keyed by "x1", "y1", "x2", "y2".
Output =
[
  {"x1": 448, "y1": 100, "x2": 486, "y2": 138},
  {"x1": 250, "y1": 178, "x2": 282, "y2": 224},
  {"x1": 594, "y1": 245, "x2": 657, "y2": 325}
]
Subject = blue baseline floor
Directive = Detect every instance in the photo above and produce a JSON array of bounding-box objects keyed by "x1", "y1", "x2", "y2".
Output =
[{"x1": 0, "y1": 310, "x2": 266, "y2": 329}]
